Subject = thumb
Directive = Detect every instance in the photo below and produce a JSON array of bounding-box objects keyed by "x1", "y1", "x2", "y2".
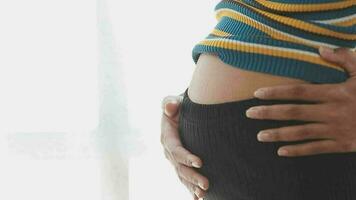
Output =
[
  {"x1": 162, "y1": 96, "x2": 182, "y2": 118},
  {"x1": 319, "y1": 46, "x2": 356, "y2": 77}
]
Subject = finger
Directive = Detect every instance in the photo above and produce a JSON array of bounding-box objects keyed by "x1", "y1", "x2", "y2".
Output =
[
  {"x1": 160, "y1": 112, "x2": 203, "y2": 168},
  {"x1": 257, "y1": 123, "x2": 333, "y2": 142},
  {"x1": 160, "y1": 112, "x2": 180, "y2": 149},
  {"x1": 162, "y1": 95, "x2": 183, "y2": 119},
  {"x1": 277, "y1": 139, "x2": 339, "y2": 157},
  {"x1": 246, "y1": 104, "x2": 329, "y2": 121},
  {"x1": 176, "y1": 164, "x2": 209, "y2": 191},
  {"x1": 179, "y1": 177, "x2": 206, "y2": 199},
  {"x1": 165, "y1": 101, "x2": 181, "y2": 120},
  {"x1": 179, "y1": 177, "x2": 197, "y2": 198},
  {"x1": 160, "y1": 110, "x2": 182, "y2": 152},
  {"x1": 253, "y1": 83, "x2": 336, "y2": 102},
  {"x1": 319, "y1": 47, "x2": 356, "y2": 77},
  {"x1": 161, "y1": 95, "x2": 183, "y2": 110},
  {"x1": 170, "y1": 145, "x2": 203, "y2": 168}
]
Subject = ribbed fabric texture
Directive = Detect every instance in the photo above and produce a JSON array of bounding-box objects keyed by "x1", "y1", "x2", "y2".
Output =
[
  {"x1": 178, "y1": 87, "x2": 356, "y2": 200},
  {"x1": 192, "y1": 0, "x2": 356, "y2": 84}
]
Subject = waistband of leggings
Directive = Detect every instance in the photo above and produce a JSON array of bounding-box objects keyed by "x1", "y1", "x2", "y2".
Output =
[{"x1": 181, "y1": 87, "x2": 315, "y2": 123}]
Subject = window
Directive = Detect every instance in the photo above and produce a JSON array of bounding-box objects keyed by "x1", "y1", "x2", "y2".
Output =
[
  {"x1": 0, "y1": 0, "x2": 101, "y2": 199},
  {"x1": 0, "y1": 0, "x2": 218, "y2": 199}
]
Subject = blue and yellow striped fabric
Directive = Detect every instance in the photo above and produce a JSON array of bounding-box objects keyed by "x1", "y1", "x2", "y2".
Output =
[{"x1": 192, "y1": 0, "x2": 356, "y2": 83}]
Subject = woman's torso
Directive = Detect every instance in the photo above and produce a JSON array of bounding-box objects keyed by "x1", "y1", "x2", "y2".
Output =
[{"x1": 187, "y1": 0, "x2": 355, "y2": 103}]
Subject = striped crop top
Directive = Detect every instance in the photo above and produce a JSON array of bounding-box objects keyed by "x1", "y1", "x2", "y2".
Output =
[{"x1": 191, "y1": 0, "x2": 356, "y2": 84}]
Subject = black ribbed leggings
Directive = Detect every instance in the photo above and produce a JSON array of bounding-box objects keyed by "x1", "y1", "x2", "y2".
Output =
[{"x1": 178, "y1": 87, "x2": 356, "y2": 200}]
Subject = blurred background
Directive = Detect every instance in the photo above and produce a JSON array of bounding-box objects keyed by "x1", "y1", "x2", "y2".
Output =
[{"x1": 0, "y1": 0, "x2": 217, "y2": 199}]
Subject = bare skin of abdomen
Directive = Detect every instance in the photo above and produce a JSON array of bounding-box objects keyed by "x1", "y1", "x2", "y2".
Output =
[{"x1": 187, "y1": 53, "x2": 309, "y2": 104}]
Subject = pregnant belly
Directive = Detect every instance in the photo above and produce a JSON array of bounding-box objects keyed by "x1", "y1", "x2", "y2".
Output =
[
  {"x1": 187, "y1": 53, "x2": 308, "y2": 104},
  {"x1": 181, "y1": 53, "x2": 356, "y2": 199}
]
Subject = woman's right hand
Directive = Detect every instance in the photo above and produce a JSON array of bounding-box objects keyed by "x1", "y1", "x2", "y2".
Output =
[{"x1": 161, "y1": 94, "x2": 209, "y2": 199}]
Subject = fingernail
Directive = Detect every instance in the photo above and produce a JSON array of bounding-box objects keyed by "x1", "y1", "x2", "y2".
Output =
[
  {"x1": 164, "y1": 108, "x2": 171, "y2": 117},
  {"x1": 278, "y1": 148, "x2": 288, "y2": 156},
  {"x1": 257, "y1": 131, "x2": 271, "y2": 141},
  {"x1": 246, "y1": 107, "x2": 259, "y2": 118},
  {"x1": 164, "y1": 100, "x2": 178, "y2": 116},
  {"x1": 192, "y1": 161, "x2": 201, "y2": 168},
  {"x1": 320, "y1": 46, "x2": 334, "y2": 55},
  {"x1": 199, "y1": 182, "x2": 207, "y2": 190},
  {"x1": 254, "y1": 88, "x2": 267, "y2": 98}
]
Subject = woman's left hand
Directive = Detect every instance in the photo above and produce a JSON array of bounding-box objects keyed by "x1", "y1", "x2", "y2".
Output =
[{"x1": 246, "y1": 46, "x2": 356, "y2": 157}]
